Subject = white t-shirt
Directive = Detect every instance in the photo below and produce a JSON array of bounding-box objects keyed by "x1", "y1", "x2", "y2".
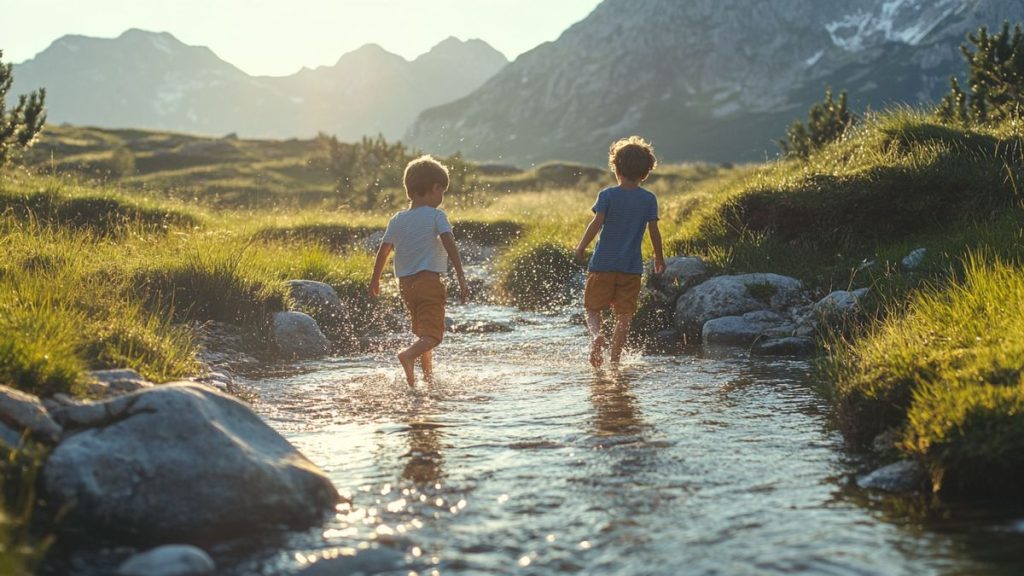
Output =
[{"x1": 382, "y1": 206, "x2": 453, "y2": 278}]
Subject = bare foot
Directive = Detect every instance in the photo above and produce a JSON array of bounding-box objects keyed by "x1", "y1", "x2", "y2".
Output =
[
  {"x1": 589, "y1": 334, "x2": 606, "y2": 368},
  {"x1": 397, "y1": 352, "x2": 416, "y2": 387}
]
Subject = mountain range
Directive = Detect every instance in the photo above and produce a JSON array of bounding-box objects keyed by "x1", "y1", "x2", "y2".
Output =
[
  {"x1": 9, "y1": 29, "x2": 507, "y2": 142},
  {"x1": 406, "y1": 0, "x2": 1024, "y2": 164},
  {"x1": 10, "y1": 0, "x2": 1024, "y2": 165}
]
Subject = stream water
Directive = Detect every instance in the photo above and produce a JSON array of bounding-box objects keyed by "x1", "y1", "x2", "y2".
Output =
[{"x1": 219, "y1": 303, "x2": 1024, "y2": 575}]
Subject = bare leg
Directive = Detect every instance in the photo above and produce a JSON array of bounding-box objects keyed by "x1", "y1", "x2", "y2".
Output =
[
  {"x1": 398, "y1": 337, "x2": 439, "y2": 387},
  {"x1": 420, "y1": 349, "x2": 433, "y2": 383},
  {"x1": 586, "y1": 309, "x2": 605, "y2": 368},
  {"x1": 609, "y1": 313, "x2": 634, "y2": 364}
]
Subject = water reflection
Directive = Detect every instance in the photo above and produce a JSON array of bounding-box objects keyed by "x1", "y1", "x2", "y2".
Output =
[
  {"x1": 590, "y1": 368, "x2": 645, "y2": 438},
  {"x1": 401, "y1": 418, "x2": 445, "y2": 485}
]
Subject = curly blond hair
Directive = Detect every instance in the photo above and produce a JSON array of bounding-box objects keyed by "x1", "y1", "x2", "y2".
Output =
[
  {"x1": 404, "y1": 155, "x2": 450, "y2": 198},
  {"x1": 608, "y1": 136, "x2": 657, "y2": 182}
]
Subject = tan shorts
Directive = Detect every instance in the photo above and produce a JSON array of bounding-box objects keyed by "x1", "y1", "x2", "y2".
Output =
[
  {"x1": 584, "y1": 272, "x2": 642, "y2": 315},
  {"x1": 399, "y1": 271, "x2": 447, "y2": 343}
]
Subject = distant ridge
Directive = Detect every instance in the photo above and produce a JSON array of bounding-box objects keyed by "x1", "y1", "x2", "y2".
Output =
[
  {"x1": 8, "y1": 29, "x2": 508, "y2": 141},
  {"x1": 405, "y1": 0, "x2": 1024, "y2": 165}
]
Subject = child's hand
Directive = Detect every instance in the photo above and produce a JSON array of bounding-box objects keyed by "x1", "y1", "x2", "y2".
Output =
[
  {"x1": 654, "y1": 257, "x2": 666, "y2": 275},
  {"x1": 574, "y1": 247, "x2": 587, "y2": 262},
  {"x1": 458, "y1": 279, "x2": 471, "y2": 304},
  {"x1": 369, "y1": 278, "x2": 380, "y2": 298}
]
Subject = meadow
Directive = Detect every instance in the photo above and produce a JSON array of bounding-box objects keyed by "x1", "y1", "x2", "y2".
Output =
[{"x1": 4, "y1": 109, "x2": 1024, "y2": 569}]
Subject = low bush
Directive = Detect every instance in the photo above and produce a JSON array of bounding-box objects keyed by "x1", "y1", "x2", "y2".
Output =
[
  {"x1": 497, "y1": 241, "x2": 583, "y2": 310},
  {"x1": 133, "y1": 245, "x2": 288, "y2": 336}
]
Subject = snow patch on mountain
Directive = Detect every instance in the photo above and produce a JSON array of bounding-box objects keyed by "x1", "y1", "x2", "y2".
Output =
[{"x1": 826, "y1": 0, "x2": 960, "y2": 52}]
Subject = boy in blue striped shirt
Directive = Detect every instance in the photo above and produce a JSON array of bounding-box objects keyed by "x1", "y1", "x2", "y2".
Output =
[{"x1": 574, "y1": 136, "x2": 665, "y2": 367}]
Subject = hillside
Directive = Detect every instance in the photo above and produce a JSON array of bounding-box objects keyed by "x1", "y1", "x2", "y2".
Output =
[{"x1": 406, "y1": 0, "x2": 1024, "y2": 165}]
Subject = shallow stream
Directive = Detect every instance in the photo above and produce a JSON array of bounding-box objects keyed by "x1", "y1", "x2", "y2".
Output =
[{"x1": 222, "y1": 303, "x2": 1024, "y2": 575}]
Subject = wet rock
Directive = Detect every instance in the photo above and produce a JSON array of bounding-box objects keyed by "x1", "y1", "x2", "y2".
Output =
[
  {"x1": 194, "y1": 370, "x2": 232, "y2": 392},
  {"x1": 647, "y1": 256, "x2": 708, "y2": 300},
  {"x1": 287, "y1": 280, "x2": 346, "y2": 328},
  {"x1": 89, "y1": 369, "x2": 153, "y2": 397},
  {"x1": 751, "y1": 336, "x2": 816, "y2": 357},
  {"x1": 43, "y1": 382, "x2": 339, "y2": 543},
  {"x1": 812, "y1": 288, "x2": 869, "y2": 320},
  {"x1": 295, "y1": 547, "x2": 407, "y2": 576},
  {"x1": 0, "y1": 422, "x2": 23, "y2": 451},
  {"x1": 702, "y1": 310, "x2": 794, "y2": 346},
  {"x1": 271, "y1": 311, "x2": 330, "y2": 359},
  {"x1": 856, "y1": 460, "x2": 926, "y2": 493},
  {"x1": 117, "y1": 545, "x2": 215, "y2": 576},
  {"x1": 901, "y1": 248, "x2": 927, "y2": 270},
  {"x1": 674, "y1": 273, "x2": 805, "y2": 332},
  {"x1": 0, "y1": 384, "x2": 62, "y2": 444}
]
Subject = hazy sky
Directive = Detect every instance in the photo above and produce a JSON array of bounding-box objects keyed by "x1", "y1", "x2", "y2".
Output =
[{"x1": 2, "y1": 0, "x2": 603, "y2": 76}]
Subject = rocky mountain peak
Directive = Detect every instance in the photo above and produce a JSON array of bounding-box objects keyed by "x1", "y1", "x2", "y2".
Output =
[{"x1": 405, "y1": 0, "x2": 1024, "y2": 165}]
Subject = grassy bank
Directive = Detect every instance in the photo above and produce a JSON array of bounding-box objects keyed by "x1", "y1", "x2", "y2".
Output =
[
  {"x1": 825, "y1": 255, "x2": 1024, "y2": 497},
  {"x1": 673, "y1": 109, "x2": 1024, "y2": 498}
]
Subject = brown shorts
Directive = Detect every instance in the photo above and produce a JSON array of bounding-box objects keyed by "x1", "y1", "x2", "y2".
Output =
[
  {"x1": 399, "y1": 270, "x2": 447, "y2": 343},
  {"x1": 584, "y1": 271, "x2": 642, "y2": 315}
]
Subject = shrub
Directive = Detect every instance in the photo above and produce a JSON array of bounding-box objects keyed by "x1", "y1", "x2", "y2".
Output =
[
  {"x1": 133, "y1": 246, "x2": 287, "y2": 338},
  {"x1": 938, "y1": 22, "x2": 1024, "y2": 123},
  {"x1": 779, "y1": 89, "x2": 856, "y2": 159},
  {"x1": 497, "y1": 242, "x2": 583, "y2": 310},
  {"x1": 0, "y1": 50, "x2": 46, "y2": 167}
]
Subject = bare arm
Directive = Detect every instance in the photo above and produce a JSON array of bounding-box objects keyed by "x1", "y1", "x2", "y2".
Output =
[
  {"x1": 648, "y1": 220, "x2": 665, "y2": 274},
  {"x1": 440, "y1": 232, "x2": 470, "y2": 303},
  {"x1": 575, "y1": 212, "x2": 606, "y2": 262},
  {"x1": 369, "y1": 242, "x2": 393, "y2": 297}
]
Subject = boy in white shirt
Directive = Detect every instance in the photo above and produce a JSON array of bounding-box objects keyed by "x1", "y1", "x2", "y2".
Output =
[{"x1": 369, "y1": 155, "x2": 470, "y2": 387}]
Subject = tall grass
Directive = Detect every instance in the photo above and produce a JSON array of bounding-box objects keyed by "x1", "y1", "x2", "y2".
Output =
[{"x1": 823, "y1": 254, "x2": 1024, "y2": 497}]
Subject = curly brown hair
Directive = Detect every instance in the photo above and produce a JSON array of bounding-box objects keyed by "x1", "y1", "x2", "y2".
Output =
[
  {"x1": 608, "y1": 136, "x2": 657, "y2": 182},
  {"x1": 404, "y1": 155, "x2": 450, "y2": 198}
]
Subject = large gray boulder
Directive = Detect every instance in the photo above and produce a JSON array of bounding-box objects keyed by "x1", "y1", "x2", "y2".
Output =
[
  {"x1": 702, "y1": 310, "x2": 795, "y2": 346},
  {"x1": 0, "y1": 384, "x2": 62, "y2": 445},
  {"x1": 271, "y1": 311, "x2": 330, "y2": 358},
  {"x1": 43, "y1": 383, "x2": 339, "y2": 543},
  {"x1": 287, "y1": 280, "x2": 345, "y2": 328},
  {"x1": 674, "y1": 273, "x2": 805, "y2": 332}
]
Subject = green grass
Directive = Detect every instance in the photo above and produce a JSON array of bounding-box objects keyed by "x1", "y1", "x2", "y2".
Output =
[
  {"x1": 824, "y1": 255, "x2": 1024, "y2": 497},
  {"x1": 671, "y1": 109, "x2": 1024, "y2": 287}
]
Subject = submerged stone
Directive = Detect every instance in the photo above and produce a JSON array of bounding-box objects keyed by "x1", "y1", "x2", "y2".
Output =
[
  {"x1": 856, "y1": 460, "x2": 926, "y2": 493},
  {"x1": 117, "y1": 545, "x2": 215, "y2": 576}
]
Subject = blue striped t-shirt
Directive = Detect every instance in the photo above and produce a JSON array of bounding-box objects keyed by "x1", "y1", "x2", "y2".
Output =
[{"x1": 588, "y1": 186, "x2": 659, "y2": 274}]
